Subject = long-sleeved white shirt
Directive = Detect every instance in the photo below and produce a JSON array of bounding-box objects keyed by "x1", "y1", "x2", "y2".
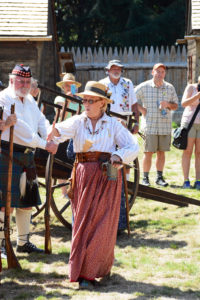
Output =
[
  {"x1": 0, "y1": 87, "x2": 49, "y2": 149},
  {"x1": 52, "y1": 112, "x2": 139, "y2": 165}
]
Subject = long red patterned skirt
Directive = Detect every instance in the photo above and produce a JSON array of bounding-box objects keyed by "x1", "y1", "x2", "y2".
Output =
[{"x1": 69, "y1": 161, "x2": 122, "y2": 282}]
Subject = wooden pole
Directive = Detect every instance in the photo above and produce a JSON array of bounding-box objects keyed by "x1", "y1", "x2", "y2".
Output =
[
  {"x1": 122, "y1": 166, "x2": 130, "y2": 237},
  {"x1": 0, "y1": 106, "x2": 3, "y2": 153},
  {"x1": 44, "y1": 108, "x2": 61, "y2": 254},
  {"x1": 0, "y1": 106, "x2": 3, "y2": 272},
  {"x1": 4, "y1": 104, "x2": 21, "y2": 269}
]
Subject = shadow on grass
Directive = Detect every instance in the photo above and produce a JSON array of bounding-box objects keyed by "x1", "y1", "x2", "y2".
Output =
[
  {"x1": 116, "y1": 231, "x2": 187, "y2": 249},
  {"x1": 169, "y1": 184, "x2": 184, "y2": 189},
  {"x1": 34, "y1": 223, "x2": 72, "y2": 243},
  {"x1": 1, "y1": 265, "x2": 68, "y2": 280},
  {"x1": 15, "y1": 249, "x2": 70, "y2": 264},
  {"x1": 0, "y1": 278, "x2": 72, "y2": 300},
  {"x1": 98, "y1": 273, "x2": 199, "y2": 299}
]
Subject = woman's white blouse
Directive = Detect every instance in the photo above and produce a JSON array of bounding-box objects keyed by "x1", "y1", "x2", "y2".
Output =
[{"x1": 53, "y1": 112, "x2": 139, "y2": 165}]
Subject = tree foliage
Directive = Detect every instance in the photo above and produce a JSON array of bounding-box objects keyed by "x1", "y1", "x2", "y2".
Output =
[{"x1": 55, "y1": 0, "x2": 186, "y2": 49}]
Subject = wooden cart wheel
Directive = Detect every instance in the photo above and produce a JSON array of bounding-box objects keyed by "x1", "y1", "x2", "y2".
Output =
[
  {"x1": 32, "y1": 181, "x2": 46, "y2": 219},
  {"x1": 50, "y1": 178, "x2": 72, "y2": 229},
  {"x1": 32, "y1": 146, "x2": 72, "y2": 223}
]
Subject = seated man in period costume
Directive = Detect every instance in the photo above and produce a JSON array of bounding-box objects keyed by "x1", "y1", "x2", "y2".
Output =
[
  {"x1": 99, "y1": 59, "x2": 140, "y2": 232},
  {"x1": 0, "y1": 64, "x2": 57, "y2": 256}
]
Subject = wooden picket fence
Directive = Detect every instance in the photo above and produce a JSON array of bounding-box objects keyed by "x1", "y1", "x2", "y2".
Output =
[{"x1": 60, "y1": 45, "x2": 187, "y2": 99}]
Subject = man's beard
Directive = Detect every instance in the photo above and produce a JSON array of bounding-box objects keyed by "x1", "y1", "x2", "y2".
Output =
[
  {"x1": 109, "y1": 72, "x2": 121, "y2": 80},
  {"x1": 15, "y1": 87, "x2": 30, "y2": 98}
]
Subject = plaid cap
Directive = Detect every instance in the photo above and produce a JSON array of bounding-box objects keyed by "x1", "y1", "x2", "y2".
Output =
[{"x1": 11, "y1": 64, "x2": 32, "y2": 78}]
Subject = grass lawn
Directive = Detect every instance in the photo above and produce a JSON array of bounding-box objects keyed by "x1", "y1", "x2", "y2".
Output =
[{"x1": 1, "y1": 142, "x2": 200, "y2": 300}]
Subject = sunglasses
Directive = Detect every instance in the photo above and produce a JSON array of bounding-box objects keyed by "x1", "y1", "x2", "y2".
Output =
[{"x1": 82, "y1": 99, "x2": 102, "y2": 104}]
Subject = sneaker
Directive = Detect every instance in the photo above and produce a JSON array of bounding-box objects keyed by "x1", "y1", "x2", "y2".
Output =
[
  {"x1": 182, "y1": 180, "x2": 191, "y2": 189},
  {"x1": 79, "y1": 278, "x2": 99, "y2": 289},
  {"x1": 194, "y1": 180, "x2": 200, "y2": 190},
  {"x1": 142, "y1": 177, "x2": 150, "y2": 186},
  {"x1": 155, "y1": 176, "x2": 168, "y2": 187},
  {"x1": 16, "y1": 242, "x2": 44, "y2": 253}
]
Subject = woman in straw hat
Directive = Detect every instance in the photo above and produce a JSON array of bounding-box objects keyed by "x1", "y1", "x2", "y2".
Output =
[
  {"x1": 55, "y1": 72, "x2": 82, "y2": 118},
  {"x1": 47, "y1": 81, "x2": 139, "y2": 288}
]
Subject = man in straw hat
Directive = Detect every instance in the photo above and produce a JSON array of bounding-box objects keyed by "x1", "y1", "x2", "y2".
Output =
[
  {"x1": 47, "y1": 80, "x2": 139, "y2": 288},
  {"x1": 0, "y1": 64, "x2": 57, "y2": 257},
  {"x1": 54, "y1": 73, "x2": 82, "y2": 199},
  {"x1": 100, "y1": 59, "x2": 140, "y2": 232},
  {"x1": 135, "y1": 63, "x2": 178, "y2": 187}
]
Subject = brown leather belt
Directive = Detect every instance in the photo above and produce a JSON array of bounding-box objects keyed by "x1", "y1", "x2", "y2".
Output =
[
  {"x1": 68, "y1": 152, "x2": 111, "y2": 199},
  {"x1": 1, "y1": 140, "x2": 34, "y2": 153},
  {"x1": 76, "y1": 151, "x2": 111, "y2": 163}
]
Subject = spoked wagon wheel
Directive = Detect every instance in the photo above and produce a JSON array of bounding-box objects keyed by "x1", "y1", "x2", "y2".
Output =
[
  {"x1": 127, "y1": 157, "x2": 140, "y2": 210},
  {"x1": 32, "y1": 151, "x2": 47, "y2": 219},
  {"x1": 50, "y1": 177, "x2": 72, "y2": 229},
  {"x1": 32, "y1": 146, "x2": 72, "y2": 223}
]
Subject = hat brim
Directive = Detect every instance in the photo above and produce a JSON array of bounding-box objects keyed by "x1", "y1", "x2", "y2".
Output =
[
  {"x1": 76, "y1": 90, "x2": 113, "y2": 104},
  {"x1": 56, "y1": 80, "x2": 81, "y2": 89},
  {"x1": 105, "y1": 63, "x2": 124, "y2": 69}
]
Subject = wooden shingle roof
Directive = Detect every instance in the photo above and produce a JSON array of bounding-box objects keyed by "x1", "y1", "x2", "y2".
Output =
[{"x1": 0, "y1": 0, "x2": 51, "y2": 40}]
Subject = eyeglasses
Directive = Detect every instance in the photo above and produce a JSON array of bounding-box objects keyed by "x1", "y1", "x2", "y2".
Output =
[
  {"x1": 82, "y1": 99, "x2": 102, "y2": 104},
  {"x1": 15, "y1": 78, "x2": 31, "y2": 85}
]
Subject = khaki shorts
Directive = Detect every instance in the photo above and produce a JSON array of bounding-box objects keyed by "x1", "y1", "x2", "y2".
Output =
[
  {"x1": 182, "y1": 123, "x2": 200, "y2": 139},
  {"x1": 144, "y1": 134, "x2": 171, "y2": 152}
]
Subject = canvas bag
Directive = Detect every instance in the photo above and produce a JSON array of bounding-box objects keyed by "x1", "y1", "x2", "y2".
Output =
[{"x1": 172, "y1": 103, "x2": 200, "y2": 150}]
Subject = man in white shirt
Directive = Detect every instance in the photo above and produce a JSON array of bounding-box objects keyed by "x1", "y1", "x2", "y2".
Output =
[
  {"x1": 0, "y1": 64, "x2": 57, "y2": 256},
  {"x1": 100, "y1": 60, "x2": 139, "y2": 129},
  {"x1": 100, "y1": 60, "x2": 139, "y2": 232}
]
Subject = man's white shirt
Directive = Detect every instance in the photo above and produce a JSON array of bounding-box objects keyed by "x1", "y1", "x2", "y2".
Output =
[{"x1": 0, "y1": 87, "x2": 49, "y2": 149}]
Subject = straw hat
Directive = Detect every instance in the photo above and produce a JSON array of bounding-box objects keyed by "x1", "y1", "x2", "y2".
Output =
[
  {"x1": 76, "y1": 81, "x2": 113, "y2": 103},
  {"x1": 56, "y1": 73, "x2": 81, "y2": 89}
]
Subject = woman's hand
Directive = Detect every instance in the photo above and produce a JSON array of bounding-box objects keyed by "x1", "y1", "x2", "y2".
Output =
[
  {"x1": 132, "y1": 124, "x2": 139, "y2": 134},
  {"x1": 110, "y1": 154, "x2": 123, "y2": 169},
  {"x1": 45, "y1": 140, "x2": 58, "y2": 155}
]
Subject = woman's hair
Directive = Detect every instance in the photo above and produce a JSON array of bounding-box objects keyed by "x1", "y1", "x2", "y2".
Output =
[{"x1": 102, "y1": 100, "x2": 108, "y2": 112}]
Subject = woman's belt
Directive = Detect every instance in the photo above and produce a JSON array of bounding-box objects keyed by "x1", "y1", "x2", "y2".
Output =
[
  {"x1": 76, "y1": 151, "x2": 111, "y2": 163},
  {"x1": 1, "y1": 140, "x2": 34, "y2": 153},
  {"x1": 68, "y1": 152, "x2": 111, "y2": 199}
]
